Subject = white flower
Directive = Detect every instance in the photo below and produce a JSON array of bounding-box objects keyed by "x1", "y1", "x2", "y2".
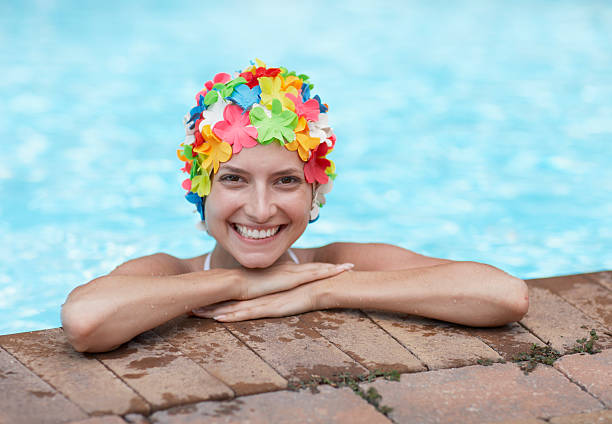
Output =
[{"x1": 200, "y1": 98, "x2": 230, "y2": 130}]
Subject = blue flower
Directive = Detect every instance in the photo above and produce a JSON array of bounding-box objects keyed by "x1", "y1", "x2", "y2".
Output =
[
  {"x1": 313, "y1": 94, "x2": 328, "y2": 113},
  {"x1": 301, "y1": 82, "x2": 311, "y2": 102},
  {"x1": 228, "y1": 84, "x2": 262, "y2": 112},
  {"x1": 185, "y1": 191, "x2": 204, "y2": 220}
]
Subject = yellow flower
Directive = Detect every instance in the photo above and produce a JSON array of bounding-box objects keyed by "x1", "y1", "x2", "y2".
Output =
[
  {"x1": 193, "y1": 125, "x2": 232, "y2": 173},
  {"x1": 285, "y1": 117, "x2": 320, "y2": 161},
  {"x1": 259, "y1": 76, "x2": 298, "y2": 111},
  {"x1": 282, "y1": 75, "x2": 303, "y2": 91}
]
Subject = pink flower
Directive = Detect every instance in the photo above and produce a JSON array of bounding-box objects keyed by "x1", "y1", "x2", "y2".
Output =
[
  {"x1": 285, "y1": 92, "x2": 320, "y2": 121},
  {"x1": 213, "y1": 104, "x2": 258, "y2": 154},
  {"x1": 304, "y1": 142, "x2": 331, "y2": 184},
  {"x1": 204, "y1": 73, "x2": 231, "y2": 91}
]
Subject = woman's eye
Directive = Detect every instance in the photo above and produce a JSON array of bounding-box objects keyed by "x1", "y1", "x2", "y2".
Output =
[
  {"x1": 278, "y1": 176, "x2": 300, "y2": 185},
  {"x1": 220, "y1": 174, "x2": 242, "y2": 183}
]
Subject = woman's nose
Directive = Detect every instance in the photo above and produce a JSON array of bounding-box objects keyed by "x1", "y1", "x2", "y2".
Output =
[{"x1": 244, "y1": 186, "x2": 278, "y2": 223}]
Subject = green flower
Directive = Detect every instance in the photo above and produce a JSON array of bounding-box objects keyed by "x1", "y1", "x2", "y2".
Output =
[
  {"x1": 249, "y1": 99, "x2": 298, "y2": 145},
  {"x1": 204, "y1": 77, "x2": 247, "y2": 106}
]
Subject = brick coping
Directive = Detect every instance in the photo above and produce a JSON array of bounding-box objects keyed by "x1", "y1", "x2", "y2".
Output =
[{"x1": 0, "y1": 271, "x2": 610, "y2": 423}]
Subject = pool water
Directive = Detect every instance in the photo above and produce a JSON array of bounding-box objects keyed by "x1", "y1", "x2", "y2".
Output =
[{"x1": 1, "y1": 1, "x2": 611, "y2": 334}]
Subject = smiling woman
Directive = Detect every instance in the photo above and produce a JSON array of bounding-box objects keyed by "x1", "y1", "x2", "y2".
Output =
[{"x1": 60, "y1": 60, "x2": 529, "y2": 353}]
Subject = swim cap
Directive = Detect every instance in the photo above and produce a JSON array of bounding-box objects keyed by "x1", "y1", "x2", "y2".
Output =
[{"x1": 178, "y1": 59, "x2": 336, "y2": 223}]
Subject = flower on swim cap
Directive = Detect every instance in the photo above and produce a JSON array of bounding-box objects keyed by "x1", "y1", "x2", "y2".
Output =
[{"x1": 178, "y1": 59, "x2": 336, "y2": 221}]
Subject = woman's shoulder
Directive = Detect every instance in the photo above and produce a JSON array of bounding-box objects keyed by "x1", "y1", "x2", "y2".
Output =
[
  {"x1": 110, "y1": 252, "x2": 204, "y2": 276},
  {"x1": 296, "y1": 242, "x2": 452, "y2": 271}
]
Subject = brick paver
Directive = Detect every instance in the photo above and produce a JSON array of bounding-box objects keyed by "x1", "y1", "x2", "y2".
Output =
[
  {"x1": 154, "y1": 315, "x2": 287, "y2": 395},
  {"x1": 554, "y1": 349, "x2": 612, "y2": 407},
  {"x1": 367, "y1": 312, "x2": 501, "y2": 369},
  {"x1": 300, "y1": 309, "x2": 425, "y2": 373},
  {"x1": 490, "y1": 419, "x2": 546, "y2": 424},
  {"x1": 94, "y1": 331, "x2": 233, "y2": 410},
  {"x1": 361, "y1": 362, "x2": 603, "y2": 424},
  {"x1": 149, "y1": 385, "x2": 390, "y2": 424},
  {"x1": 520, "y1": 287, "x2": 611, "y2": 352},
  {"x1": 225, "y1": 314, "x2": 366, "y2": 381},
  {"x1": 528, "y1": 274, "x2": 612, "y2": 328},
  {"x1": 549, "y1": 409, "x2": 612, "y2": 423},
  {"x1": 0, "y1": 328, "x2": 149, "y2": 416},
  {"x1": 467, "y1": 322, "x2": 545, "y2": 361},
  {"x1": 584, "y1": 271, "x2": 612, "y2": 291},
  {"x1": 67, "y1": 417, "x2": 128, "y2": 424},
  {"x1": 0, "y1": 347, "x2": 87, "y2": 424}
]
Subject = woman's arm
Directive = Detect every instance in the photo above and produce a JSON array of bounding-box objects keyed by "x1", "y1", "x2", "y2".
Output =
[
  {"x1": 61, "y1": 254, "x2": 242, "y2": 352},
  {"x1": 61, "y1": 253, "x2": 350, "y2": 352},
  {"x1": 194, "y1": 243, "x2": 528, "y2": 326},
  {"x1": 315, "y1": 262, "x2": 528, "y2": 326}
]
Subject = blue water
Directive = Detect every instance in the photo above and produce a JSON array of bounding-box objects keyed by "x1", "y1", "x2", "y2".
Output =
[{"x1": 1, "y1": 1, "x2": 611, "y2": 335}]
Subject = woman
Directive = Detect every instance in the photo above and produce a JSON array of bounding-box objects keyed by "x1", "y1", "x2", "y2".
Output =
[{"x1": 61, "y1": 60, "x2": 528, "y2": 353}]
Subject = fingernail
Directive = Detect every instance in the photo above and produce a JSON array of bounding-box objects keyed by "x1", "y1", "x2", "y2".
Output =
[
  {"x1": 213, "y1": 314, "x2": 227, "y2": 320},
  {"x1": 337, "y1": 263, "x2": 354, "y2": 270}
]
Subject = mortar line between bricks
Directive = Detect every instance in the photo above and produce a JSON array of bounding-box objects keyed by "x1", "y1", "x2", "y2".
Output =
[
  {"x1": 361, "y1": 310, "x2": 430, "y2": 372},
  {"x1": 94, "y1": 354, "x2": 154, "y2": 415},
  {"x1": 552, "y1": 356, "x2": 608, "y2": 410},
  {"x1": 517, "y1": 320, "x2": 551, "y2": 347},
  {"x1": 547, "y1": 275, "x2": 611, "y2": 330},
  {"x1": 220, "y1": 322, "x2": 291, "y2": 386},
  {"x1": 582, "y1": 272, "x2": 612, "y2": 293},
  {"x1": 0, "y1": 345, "x2": 90, "y2": 417},
  {"x1": 311, "y1": 309, "x2": 402, "y2": 375},
  {"x1": 150, "y1": 327, "x2": 237, "y2": 399}
]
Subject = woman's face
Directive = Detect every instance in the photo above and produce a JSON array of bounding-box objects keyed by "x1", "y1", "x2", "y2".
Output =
[{"x1": 205, "y1": 143, "x2": 312, "y2": 268}]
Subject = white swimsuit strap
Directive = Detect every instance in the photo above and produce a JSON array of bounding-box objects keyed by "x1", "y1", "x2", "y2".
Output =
[
  {"x1": 203, "y1": 252, "x2": 212, "y2": 271},
  {"x1": 203, "y1": 249, "x2": 298, "y2": 270},
  {"x1": 287, "y1": 248, "x2": 300, "y2": 264}
]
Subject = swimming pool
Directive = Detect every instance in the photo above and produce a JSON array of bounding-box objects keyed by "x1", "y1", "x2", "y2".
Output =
[{"x1": 1, "y1": 0, "x2": 611, "y2": 334}]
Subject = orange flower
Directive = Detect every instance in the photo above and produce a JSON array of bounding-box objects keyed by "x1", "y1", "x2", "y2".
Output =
[
  {"x1": 285, "y1": 117, "x2": 320, "y2": 161},
  {"x1": 193, "y1": 125, "x2": 232, "y2": 173}
]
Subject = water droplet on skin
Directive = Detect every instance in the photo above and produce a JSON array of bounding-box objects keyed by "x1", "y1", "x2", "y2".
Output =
[{"x1": 453, "y1": 299, "x2": 457, "y2": 304}]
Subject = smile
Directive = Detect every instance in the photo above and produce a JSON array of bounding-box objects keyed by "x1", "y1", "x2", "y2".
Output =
[{"x1": 232, "y1": 224, "x2": 284, "y2": 240}]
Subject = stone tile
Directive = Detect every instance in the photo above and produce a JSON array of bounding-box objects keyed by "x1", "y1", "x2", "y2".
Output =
[
  {"x1": 583, "y1": 271, "x2": 612, "y2": 291},
  {"x1": 94, "y1": 331, "x2": 233, "y2": 410},
  {"x1": 554, "y1": 349, "x2": 612, "y2": 407},
  {"x1": 0, "y1": 346, "x2": 87, "y2": 424},
  {"x1": 150, "y1": 385, "x2": 390, "y2": 424},
  {"x1": 300, "y1": 310, "x2": 425, "y2": 373},
  {"x1": 0, "y1": 328, "x2": 149, "y2": 416},
  {"x1": 366, "y1": 312, "x2": 501, "y2": 370},
  {"x1": 153, "y1": 315, "x2": 287, "y2": 395},
  {"x1": 68, "y1": 417, "x2": 127, "y2": 424},
  {"x1": 520, "y1": 287, "x2": 612, "y2": 352},
  {"x1": 527, "y1": 274, "x2": 612, "y2": 328},
  {"x1": 225, "y1": 314, "x2": 367, "y2": 381},
  {"x1": 362, "y1": 362, "x2": 603, "y2": 424},
  {"x1": 468, "y1": 322, "x2": 545, "y2": 361},
  {"x1": 490, "y1": 419, "x2": 546, "y2": 424},
  {"x1": 124, "y1": 414, "x2": 151, "y2": 424},
  {"x1": 549, "y1": 410, "x2": 612, "y2": 424}
]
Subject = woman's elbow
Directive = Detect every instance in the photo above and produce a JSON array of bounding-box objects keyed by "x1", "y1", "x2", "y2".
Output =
[
  {"x1": 506, "y1": 276, "x2": 529, "y2": 322},
  {"x1": 61, "y1": 301, "x2": 96, "y2": 352}
]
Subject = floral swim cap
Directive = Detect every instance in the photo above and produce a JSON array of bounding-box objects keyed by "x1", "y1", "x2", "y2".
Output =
[{"x1": 178, "y1": 59, "x2": 336, "y2": 223}]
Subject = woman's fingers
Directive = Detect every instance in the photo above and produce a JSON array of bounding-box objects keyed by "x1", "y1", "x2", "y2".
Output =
[
  {"x1": 241, "y1": 262, "x2": 353, "y2": 300},
  {"x1": 193, "y1": 283, "x2": 317, "y2": 322}
]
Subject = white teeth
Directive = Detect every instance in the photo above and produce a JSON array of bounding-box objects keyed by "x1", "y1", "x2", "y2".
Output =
[{"x1": 235, "y1": 224, "x2": 280, "y2": 239}]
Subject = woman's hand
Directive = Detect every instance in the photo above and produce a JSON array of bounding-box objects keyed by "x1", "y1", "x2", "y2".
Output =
[
  {"x1": 191, "y1": 262, "x2": 353, "y2": 321},
  {"x1": 192, "y1": 282, "x2": 319, "y2": 322},
  {"x1": 235, "y1": 262, "x2": 353, "y2": 300}
]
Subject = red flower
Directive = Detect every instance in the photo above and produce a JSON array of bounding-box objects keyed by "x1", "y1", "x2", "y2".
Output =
[
  {"x1": 304, "y1": 142, "x2": 331, "y2": 184},
  {"x1": 239, "y1": 67, "x2": 282, "y2": 88}
]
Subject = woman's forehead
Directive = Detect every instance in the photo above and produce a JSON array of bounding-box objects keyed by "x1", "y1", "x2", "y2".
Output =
[{"x1": 219, "y1": 143, "x2": 304, "y2": 174}]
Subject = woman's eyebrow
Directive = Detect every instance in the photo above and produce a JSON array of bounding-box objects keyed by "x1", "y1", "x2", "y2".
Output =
[{"x1": 220, "y1": 166, "x2": 303, "y2": 176}]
